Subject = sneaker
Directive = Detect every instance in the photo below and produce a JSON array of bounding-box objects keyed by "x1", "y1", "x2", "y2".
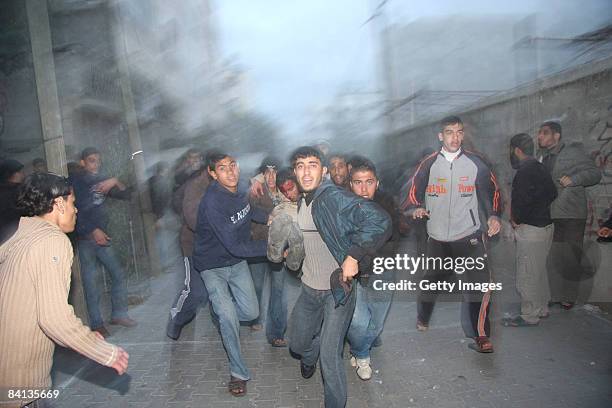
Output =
[
  {"x1": 300, "y1": 360, "x2": 316, "y2": 379},
  {"x1": 355, "y1": 357, "x2": 372, "y2": 381},
  {"x1": 109, "y1": 317, "x2": 138, "y2": 327}
]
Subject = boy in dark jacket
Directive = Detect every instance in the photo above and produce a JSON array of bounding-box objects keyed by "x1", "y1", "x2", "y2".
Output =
[{"x1": 193, "y1": 152, "x2": 269, "y2": 397}]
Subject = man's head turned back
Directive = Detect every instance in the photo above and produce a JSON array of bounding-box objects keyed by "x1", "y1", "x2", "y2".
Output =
[
  {"x1": 291, "y1": 146, "x2": 326, "y2": 193},
  {"x1": 349, "y1": 156, "x2": 379, "y2": 200},
  {"x1": 537, "y1": 121, "x2": 562, "y2": 150},
  {"x1": 207, "y1": 151, "x2": 239, "y2": 193},
  {"x1": 80, "y1": 147, "x2": 101, "y2": 174},
  {"x1": 438, "y1": 115, "x2": 464, "y2": 153}
]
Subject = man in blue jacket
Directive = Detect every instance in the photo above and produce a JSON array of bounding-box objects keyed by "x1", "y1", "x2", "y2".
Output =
[
  {"x1": 71, "y1": 147, "x2": 136, "y2": 337},
  {"x1": 193, "y1": 152, "x2": 268, "y2": 397},
  {"x1": 287, "y1": 146, "x2": 391, "y2": 408}
]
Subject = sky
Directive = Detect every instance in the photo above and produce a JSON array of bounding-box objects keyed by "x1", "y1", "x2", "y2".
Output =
[{"x1": 214, "y1": 0, "x2": 612, "y2": 137}]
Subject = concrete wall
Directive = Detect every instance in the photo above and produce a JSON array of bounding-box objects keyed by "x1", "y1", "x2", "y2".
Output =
[{"x1": 385, "y1": 56, "x2": 612, "y2": 303}]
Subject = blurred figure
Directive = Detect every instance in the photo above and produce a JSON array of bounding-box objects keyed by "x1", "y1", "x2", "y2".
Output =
[
  {"x1": 537, "y1": 121, "x2": 602, "y2": 309},
  {"x1": 166, "y1": 154, "x2": 212, "y2": 341},
  {"x1": 32, "y1": 158, "x2": 47, "y2": 174},
  {"x1": 328, "y1": 153, "x2": 350, "y2": 189},
  {"x1": 0, "y1": 159, "x2": 25, "y2": 244},
  {"x1": 346, "y1": 156, "x2": 399, "y2": 381},
  {"x1": 406, "y1": 116, "x2": 502, "y2": 353},
  {"x1": 0, "y1": 173, "x2": 128, "y2": 408},
  {"x1": 503, "y1": 134, "x2": 557, "y2": 327},
  {"x1": 70, "y1": 147, "x2": 136, "y2": 337},
  {"x1": 249, "y1": 157, "x2": 284, "y2": 336}
]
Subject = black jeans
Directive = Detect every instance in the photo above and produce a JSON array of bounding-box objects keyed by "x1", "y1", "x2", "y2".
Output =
[{"x1": 417, "y1": 232, "x2": 492, "y2": 338}]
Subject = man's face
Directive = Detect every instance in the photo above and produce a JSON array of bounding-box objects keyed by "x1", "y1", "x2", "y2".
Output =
[
  {"x1": 186, "y1": 153, "x2": 203, "y2": 172},
  {"x1": 329, "y1": 156, "x2": 349, "y2": 187},
  {"x1": 80, "y1": 154, "x2": 101, "y2": 174},
  {"x1": 537, "y1": 126, "x2": 559, "y2": 149},
  {"x1": 350, "y1": 170, "x2": 378, "y2": 200},
  {"x1": 438, "y1": 123, "x2": 464, "y2": 153},
  {"x1": 57, "y1": 192, "x2": 78, "y2": 233},
  {"x1": 209, "y1": 156, "x2": 239, "y2": 192},
  {"x1": 279, "y1": 179, "x2": 300, "y2": 202},
  {"x1": 264, "y1": 168, "x2": 277, "y2": 191},
  {"x1": 294, "y1": 156, "x2": 326, "y2": 192}
]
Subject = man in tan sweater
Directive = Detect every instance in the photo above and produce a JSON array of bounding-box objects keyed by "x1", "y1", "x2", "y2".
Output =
[{"x1": 0, "y1": 173, "x2": 129, "y2": 408}]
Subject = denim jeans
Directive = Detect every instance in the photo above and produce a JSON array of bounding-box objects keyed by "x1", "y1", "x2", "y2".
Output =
[
  {"x1": 347, "y1": 281, "x2": 392, "y2": 359},
  {"x1": 77, "y1": 240, "x2": 129, "y2": 329},
  {"x1": 169, "y1": 257, "x2": 209, "y2": 327},
  {"x1": 200, "y1": 260, "x2": 259, "y2": 380},
  {"x1": 288, "y1": 283, "x2": 355, "y2": 408},
  {"x1": 250, "y1": 261, "x2": 288, "y2": 341}
]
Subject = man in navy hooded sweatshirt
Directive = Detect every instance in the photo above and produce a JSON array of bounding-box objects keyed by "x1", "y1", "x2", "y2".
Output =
[{"x1": 193, "y1": 152, "x2": 268, "y2": 397}]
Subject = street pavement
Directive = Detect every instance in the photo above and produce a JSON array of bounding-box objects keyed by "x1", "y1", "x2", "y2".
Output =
[{"x1": 49, "y1": 239, "x2": 612, "y2": 408}]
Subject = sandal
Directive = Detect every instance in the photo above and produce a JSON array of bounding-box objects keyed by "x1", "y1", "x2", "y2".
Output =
[
  {"x1": 468, "y1": 336, "x2": 494, "y2": 353},
  {"x1": 270, "y1": 338, "x2": 287, "y2": 348},
  {"x1": 416, "y1": 319, "x2": 429, "y2": 332},
  {"x1": 228, "y1": 376, "x2": 247, "y2": 397}
]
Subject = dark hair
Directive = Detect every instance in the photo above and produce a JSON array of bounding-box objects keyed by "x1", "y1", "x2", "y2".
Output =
[
  {"x1": 439, "y1": 115, "x2": 463, "y2": 132},
  {"x1": 540, "y1": 121, "x2": 562, "y2": 139},
  {"x1": 185, "y1": 148, "x2": 204, "y2": 158},
  {"x1": 206, "y1": 151, "x2": 230, "y2": 172},
  {"x1": 16, "y1": 173, "x2": 72, "y2": 217},
  {"x1": 290, "y1": 146, "x2": 324, "y2": 168},
  {"x1": 276, "y1": 167, "x2": 296, "y2": 190},
  {"x1": 258, "y1": 156, "x2": 281, "y2": 175},
  {"x1": 32, "y1": 158, "x2": 46, "y2": 167},
  {"x1": 349, "y1": 155, "x2": 377, "y2": 178},
  {"x1": 81, "y1": 147, "x2": 100, "y2": 160},
  {"x1": 510, "y1": 133, "x2": 535, "y2": 156},
  {"x1": 0, "y1": 159, "x2": 24, "y2": 182}
]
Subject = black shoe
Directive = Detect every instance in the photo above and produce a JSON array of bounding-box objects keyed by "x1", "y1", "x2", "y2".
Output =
[
  {"x1": 300, "y1": 360, "x2": 316, "y2": 379},
  {"x1": 166, "y1": 321, "x2": 183, "y2": 340}
]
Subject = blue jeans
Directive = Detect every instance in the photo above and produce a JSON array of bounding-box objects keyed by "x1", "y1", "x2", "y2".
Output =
[
  {"x1": 250, "y1": 261, "x2": 288, "y2": 341},
  {"x1": 288, "y1": 283, "x2": 355, "y2": 408},
  {"x1": 347, "y1": 281, "x2": 392, "y2": 358},
  {"x1": 200, "y1": 260, "x2": 259, "y2": 380},
  {"x1": 77, "y1": 240, "x2": 129, "y2": 329}
]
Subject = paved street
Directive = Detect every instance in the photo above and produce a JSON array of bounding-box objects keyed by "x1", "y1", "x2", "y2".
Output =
[{"x1": 50, "y1": 240, "x2": 612, "y2": 408}]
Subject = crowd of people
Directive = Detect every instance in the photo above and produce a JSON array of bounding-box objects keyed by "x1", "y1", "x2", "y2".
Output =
[{"x1": 1, "y1": 115, "x2": 610, "y2": 407}]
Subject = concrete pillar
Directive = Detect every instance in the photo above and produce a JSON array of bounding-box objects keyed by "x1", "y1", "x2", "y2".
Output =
[{"x1": 25, "y1": 0, "x2": 88, "y2": 320}]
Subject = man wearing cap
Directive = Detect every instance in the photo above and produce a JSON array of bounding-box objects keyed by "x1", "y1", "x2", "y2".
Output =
[{"x1": 0, "y1": 159, "x2": 25, "y2": 244}]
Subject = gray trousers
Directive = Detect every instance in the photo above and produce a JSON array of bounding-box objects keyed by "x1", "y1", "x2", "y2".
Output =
[{"x1": 515, "y1": 223, "x2": 554, "y2": 323}]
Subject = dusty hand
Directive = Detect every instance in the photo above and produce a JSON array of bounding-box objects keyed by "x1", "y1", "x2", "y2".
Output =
[
  {"x1": 487, "y1": 216, "x2": 501, "y2": 237},
  {"x1": 92, "y1": 228, "x2": 111, "y2": 246},
  {"x1": 341, "y1": 255, "x2": 359, "y2": 283},
  {"x1": 412, "y1": 208, "x2": 429, "y2": 220},
  {"x1": 250, "y1": 180, "x2": 264, "y2": 198},
  {"x1": 559, "y1": 175, "x2": 573, "y2": 187},
  {"x1": 109, "y1": 347, "x2": 129, "y2": 375},
  {"x1": 598, "y1": 227, "x2": 612, "y2": 238}
]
